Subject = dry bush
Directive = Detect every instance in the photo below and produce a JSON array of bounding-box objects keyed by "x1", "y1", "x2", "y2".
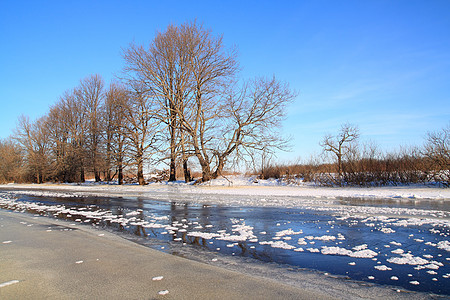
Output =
[
  {"x1": 339, "y1": 146, "x2": 427, "y2": 186},
  {"x1": 258, "y1": 158, "x2": 327, "y2": 185},
  {"x1": 261, "y1": 144, "x2": 436, "y2": 187}
]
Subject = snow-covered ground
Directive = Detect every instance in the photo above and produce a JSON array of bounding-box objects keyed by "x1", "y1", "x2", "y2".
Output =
[{"x1": 1, "y1": 175, "x2": 449, "y2": 205}]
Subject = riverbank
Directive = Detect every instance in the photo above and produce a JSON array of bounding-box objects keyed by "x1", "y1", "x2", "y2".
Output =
[
  {"x1": 0, "y1": 210, "x2": 332, "y2": 300},
  {"x1": 0, "y1": 180, "x2": 449, "y2": 205}
]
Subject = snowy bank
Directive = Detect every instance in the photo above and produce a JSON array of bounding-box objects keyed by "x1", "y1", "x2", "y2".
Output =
[{"x1": 1, "y1": 175, "x2": 449, "y2": 204}]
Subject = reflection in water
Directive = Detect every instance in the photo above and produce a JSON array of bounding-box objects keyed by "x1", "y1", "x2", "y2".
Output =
[{"x1": 0, "y1": 191, "x2": 449, "y2": 296}]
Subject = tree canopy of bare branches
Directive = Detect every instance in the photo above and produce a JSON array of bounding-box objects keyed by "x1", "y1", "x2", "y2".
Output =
[
  {"x1": 320, "y1": 123, "x2": 359, "y2": 179},
  {"x1": 120, "y1": 87, "x2": 162, "y2": 185},
  {"x1": 76, "y1": 74, "x2": 105, "y2": 182},
  {"x1": 104, "y1": 82, "x2": 130, "y2": 184},
  {"x1": 122, "y1": 21, "x2": 294, "y2": 183},
  {"x1": 0, "y1": 138, "x2": 23, "y2": 183},
  {"x1": 14, "y1": 115, "x2": 52, "y2": 183},
  {"x1": 424, "y1": 124, "x2": 450, "y2": 186}
]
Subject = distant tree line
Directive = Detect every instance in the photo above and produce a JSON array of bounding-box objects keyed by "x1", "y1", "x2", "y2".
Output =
[
  {"x1": 258, "y1": 123, "x2": 450, "y2": 187},
  {"x1": 0, "y1": 22, "x2": 294, "y2": 185}
]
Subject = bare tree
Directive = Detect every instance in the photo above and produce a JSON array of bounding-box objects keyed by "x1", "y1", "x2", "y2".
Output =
[
  {"x1": 171, "y1": 22, "x2": 238, "y2": 182},
  {"x1": 76, "y1": 74, "x2": 105, "y2": 182},
  {"x1": 0, "y1": 138, "x2": 23, "y2": 183},
  {"x1": 121, "y1": 86, "x2": 162, "y2": 185},
  {"x1": 213, "y1": 77, "x2": 294, "y2": 179},
  {"x1": 104, "y1": 82, "x2": 129, "y2": 184},
  {"x1": 59, "y1": 89, "x2": 88, "y2": 182},
  {"x1": 122, "y1": 24, "x2": 194, "y2": 182},
  {"x1": 46, "y1": 89, "x2": 88, "y2": 182},
  {"x1": 320, "y1": 123, "x2": 359, "y2": 180},
  {"x1": 14, "y1": 115, "x2": 52, "y2": 183},
  {"x1": 47, "y1": 102, "x2": 69, "y2": 181},
  {"x1": 424, "y1": 124, "x2": 450, "y2": 186},
  {"x1": 177, "y1": 75, "x2": 294, "y2": 182}
]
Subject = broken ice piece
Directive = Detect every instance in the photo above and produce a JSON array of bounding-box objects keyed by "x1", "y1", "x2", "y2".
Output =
[{"x1": 152, "y1": 276, "x2": 164, "y2": 281}]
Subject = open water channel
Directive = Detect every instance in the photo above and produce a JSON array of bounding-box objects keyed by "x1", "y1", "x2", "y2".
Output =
[{"x1": 0, "y1": 188, "x2": 449, "y2": 296}]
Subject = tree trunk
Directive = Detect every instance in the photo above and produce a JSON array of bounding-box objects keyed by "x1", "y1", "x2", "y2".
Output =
[
  {"x1": 137, "y1": 147, "x2": 145, "y2": 185},
  {"x1": 169, "y1": 156, "x2": 176, "y2": 181},
  {"x1": 105, "y1": 141, "x2": 112, "y2": 182},
  {"x1": 194, "y1": 153, "x2": 212, "y2": 183},
  {"x1": 95, "y1": 170, "x2": 101, "y2": 182},
  {"x1": 337, "y1": 154, "x2": 342, "y2": 177},
  {"x1": 201, "y1": 170, "x2": 212, "y2": 183},
  {"x1": 183, "y1": 160, "x2": 190, "y2": 183},
  {"x1": 105, "y1": 170, "x2": 111, "y2": 182},
  {"x1": 180, "y1": 131, "x2": 190, "y2": 182},
  {"x1": 168, "y1": 107, "x2": 177, "y2": 182},
  {"x1": 212, "y1": 156, "x2": 225, "y2": 179},
  {"x1": 137, "y1": 161, "x2": 145, "y2": 185},
  {"x1": 118, "y1": 164, "x2": 123, "y2": 185},
  {"x1": 198, "y1": 160, "x2": 213, "y2": 183},
  {"x1": 80, "y1": 165, "x2": 85, "y2": 182},
  {"x1": 337, "y1": 153, "x2": 343, "y2": 186}
]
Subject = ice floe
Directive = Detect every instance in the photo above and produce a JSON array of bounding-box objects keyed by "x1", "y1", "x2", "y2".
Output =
[
  {"x1": 260, "y1": 240, "x2": 296, "y2": 250},
  {"x1": 387, "y1": 253, "x2": 429, "y2": 266},
  {"x1": 374, "y1": 265, "x2": 392, "y2": 271}
]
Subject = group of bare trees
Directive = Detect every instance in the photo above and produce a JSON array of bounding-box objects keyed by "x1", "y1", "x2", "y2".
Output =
[
  {"x1": 121, "y1": 21, "x2": 294, "y2": 184},
  {"x1": 1, "y1": 22, "x2": 294, "y2": 185},
  {"x1": 11, "y1": 75, "x2": 123, "y2": 184},
  {"x1": 0, "y1": 139, "x2": 23, "y2": 183}
]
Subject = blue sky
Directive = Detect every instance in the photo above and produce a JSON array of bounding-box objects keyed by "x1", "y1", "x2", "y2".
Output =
[{"x1": 1, "y1": 0, "x2": 449, "y2": 162}]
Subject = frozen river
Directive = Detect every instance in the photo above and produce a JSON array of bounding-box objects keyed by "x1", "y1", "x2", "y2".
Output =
[{"x1": 1, "y1": 188, "x2": 449, "y2": 296}]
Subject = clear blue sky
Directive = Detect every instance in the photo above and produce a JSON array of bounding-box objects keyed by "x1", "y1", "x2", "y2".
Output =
[{"x1": 1, "y1": 0, "x2": 449, "y2": 162}]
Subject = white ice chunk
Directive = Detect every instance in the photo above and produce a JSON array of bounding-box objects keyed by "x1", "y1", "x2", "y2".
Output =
[
  {"x1": 352, "y1": 244, "x2": 368, "y2": 251},
  {"x1": 387, "y1": 254, "x2": 429, "y2": 265},
  {"x1": 374, "y1": 265, "x2": 392, "y2": 271},
  {"x1": 391, "y1": 249, "x2": 404, "y2": 254}
]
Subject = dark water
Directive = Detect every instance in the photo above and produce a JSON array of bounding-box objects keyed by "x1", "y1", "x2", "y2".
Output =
[{"x1": 1, "y1": 190, "x2": 449, "y2": 296}]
